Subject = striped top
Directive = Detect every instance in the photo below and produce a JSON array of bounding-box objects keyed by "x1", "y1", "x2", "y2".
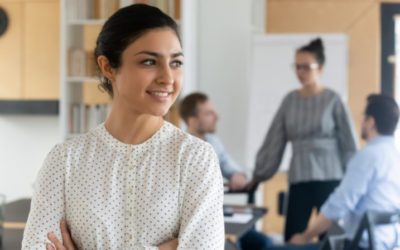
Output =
[{"x1": 253, "y1": 88, "x2": 358, "y2": 184}]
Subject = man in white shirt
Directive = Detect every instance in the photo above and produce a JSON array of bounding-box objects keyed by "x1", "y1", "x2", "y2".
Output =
[
  {"x1": 179, "y1": 92, "x2": 248, "y2": 191},
  {"x1": 180, "y1": 92, "x2": 273, "y2": 250},
  {"x1": 289, "y1": 94, "x2": 400, "y2": 249}
]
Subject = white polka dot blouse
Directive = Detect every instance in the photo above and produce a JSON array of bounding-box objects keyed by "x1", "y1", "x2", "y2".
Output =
[{"x1": 22, "y1": 121, "x2": 225, "y2": 249}]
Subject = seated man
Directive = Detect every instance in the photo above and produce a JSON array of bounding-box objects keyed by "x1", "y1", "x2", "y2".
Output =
[
  {"x1": 179, "y1": 92, "x2": 273, "y2": 249},
  {"x1": 179, "y1": 92, "x2": 247, "y2": 191},
  {"x1": 286, "y1": 94, "x2": 400, "y2": 249}
]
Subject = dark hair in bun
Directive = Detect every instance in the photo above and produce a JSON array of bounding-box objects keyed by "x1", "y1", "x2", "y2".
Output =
[{"x1": 297, "y1": 38, "x2": 325, "y2": 66}]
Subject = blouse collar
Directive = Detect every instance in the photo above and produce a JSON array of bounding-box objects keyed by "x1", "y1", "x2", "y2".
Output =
[{"x1": 93, "y1": 121, "x2": 169, "y2": 150}]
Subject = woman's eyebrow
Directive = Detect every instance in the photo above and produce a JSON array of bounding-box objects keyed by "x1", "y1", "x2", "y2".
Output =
[
  {"x1": 135, "y1": 51, "x2": 159, "y2": 57},
  {"x1": 172, "y1": 52, "x2": 184, "y2": 58},
  {"x1": 135, "y1": 51, "x2": 184, "y2": 58}
]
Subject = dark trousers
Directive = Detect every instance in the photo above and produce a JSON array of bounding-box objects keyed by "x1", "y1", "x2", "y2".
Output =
[
  {"x1": 267, "y1": 243, "x2": 320, "y2": 250},
  {"x1": 239, "y1": 227, "x2": 274, "y2": 250},
  {"x1": 265, "y1": 242, "x2": 367, "y2": 250},
  {"x1": 284, "y1": 180, "x2": 340, "y2": 242}
]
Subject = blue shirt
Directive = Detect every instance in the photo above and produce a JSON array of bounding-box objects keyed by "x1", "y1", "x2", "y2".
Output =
[
  {"x1": 321, "y1": 136, "x2": 400, "y2": 249},
  {"x1": 205, "y1": 134, "x2": 243, "y2": 179}
]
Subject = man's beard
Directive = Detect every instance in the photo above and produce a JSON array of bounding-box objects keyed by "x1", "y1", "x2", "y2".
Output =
[{"x1": 198, "y1": 123, "x2": 216, "y2": 134}]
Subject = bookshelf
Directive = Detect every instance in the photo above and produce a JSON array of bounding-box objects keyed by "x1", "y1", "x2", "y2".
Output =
[
  {"x1": 60, "y1": 0, "x2": 183, "y2": 140},
  {"x1": 68, "y1": 19, "x2": 106, "y2": 25},
  {"x1": 67, "y1": 77, "x2": 99, "y2": 83}
]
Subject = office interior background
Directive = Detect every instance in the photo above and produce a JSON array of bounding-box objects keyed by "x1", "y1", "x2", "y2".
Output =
[{"x1": 0, "y1": 0, "x2": 399, "y2": 235}]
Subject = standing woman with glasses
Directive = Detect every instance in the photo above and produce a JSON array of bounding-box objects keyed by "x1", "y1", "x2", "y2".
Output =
[
  {"x1": 22, "y1": 4, "x2": 224, "y2": 250},
  {"x1": 251, "y1": 38, "x2": 358, "y2": 242}
]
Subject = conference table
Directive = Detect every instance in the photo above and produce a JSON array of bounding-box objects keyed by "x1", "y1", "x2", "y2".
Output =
[
  {"x1": 224, "y1": 205, "x2": 268, "y2": 250},
  {"x1": 0, "y1": 199, "x2": 267, "y2": 250}
]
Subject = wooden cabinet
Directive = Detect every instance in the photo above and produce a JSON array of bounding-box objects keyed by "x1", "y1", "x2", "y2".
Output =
[
  {"x1": 0, "y1": 0, "x2": 59, "y2": 100},
  {"x1": 0, "y1": 2, "x2": 23, "y2": 99},
  {"x1": 23, "y1": 1, "x2": 59, "y2": 99}
]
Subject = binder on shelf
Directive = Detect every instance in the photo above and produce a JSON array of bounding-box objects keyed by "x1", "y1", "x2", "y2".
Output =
[
  {"x1": 70, "y1": 103, "x2": 111, "y2": 134},
  {"x1": 85, "y1": 50, "x2": 97, "y2": 77},
  {"x1": 111, "y1": 0, "x2": 120, "y2": 15},
  {"x1": 76, "y1": 0, "x2": 87, "y2": 20},
  {"x1": 130, "y1": 0, "x2": 176, "y2": 18},
  {"x1": 133, "y1": 0, "x2": 148, "y2": 5},
  {"x1": 173, "y1": 0, "x2": 180, "y2": 19},
  {"x1": 68, "y1": 48, "x2": 86, "y2": 77},
  {"x1": 121, "y1": 0, "x2": 135, "y2": 8},
  {"x1": 72, "y1": 104, "x2": 81, "y2": 134},
  {"x1": 79, "y1": 103, "x2": 87, "y2": 133},
  {"x1": 67, "y1": 0, "x2": 119, "y2": 21},
  {"x1": 77, "y1": 0, "x2": 178, "y2": 21},
  {"x1": 87, "y1": 0, "x2": 95, "y2": 19},
  {"x1": 95, "y1": 0, "x2": 120, "y2": 19},
  {"x1": 93, "y1": 0, "x2": 101, "y2": 19},
  {"x1": 99, "y1": 0, "x2": 108, "y2": 19},
  {"x1": 67, "y1": 0, "x2": 78, "y2": 20},
  {"x1": 88, "y1": 105, "x2": 98, "y2": 130},
  {"x1": 168, "y1": 0, "x2": 175, "y2": 19},
  {"x1": 148, "y1": 0, "x2": 167, "y2": 13},
  {"x1": 68, "y1": 49, "x2": 98, "y2": 78}
]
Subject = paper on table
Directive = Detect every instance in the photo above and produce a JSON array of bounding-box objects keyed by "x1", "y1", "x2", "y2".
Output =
[{"x1": 224, "y1": 213, "x2": 253, "y2": 224}]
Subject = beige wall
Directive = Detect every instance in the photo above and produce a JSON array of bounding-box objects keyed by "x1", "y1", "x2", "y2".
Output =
[{"x1": 262, "y1": 0, "x2": 400, "y2": 234}]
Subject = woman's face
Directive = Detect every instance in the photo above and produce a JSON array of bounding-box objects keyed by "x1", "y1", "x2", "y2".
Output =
[
  {"x1": 295, "y1": 51, "x2": 322, "y2": 87},
  {"x1": 112, "y1": 28, "x2": 183, "y2": 117}
]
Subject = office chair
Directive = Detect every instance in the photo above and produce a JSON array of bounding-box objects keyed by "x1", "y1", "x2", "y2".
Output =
[
  {"x1": 0, "y1": 194, "x2": 5, "y2": 248},
  {"x1": 347, "y1": 210, "x2": 400, "y2": 250},
  {"x1": 319, "y1": 210, "x2": 400, "y2": 250}
]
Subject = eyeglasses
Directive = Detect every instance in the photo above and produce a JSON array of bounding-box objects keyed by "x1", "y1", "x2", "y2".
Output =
[{"x1": 292, "y1": 63, "x2": 319, "y2": 72}]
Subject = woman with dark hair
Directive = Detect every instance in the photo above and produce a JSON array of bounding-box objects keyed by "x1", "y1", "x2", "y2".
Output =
[
  {"x1": 22, "y1": 4, "x2": 224, "y2": 250},
  {"x1": 251, "y1": 38, "x2": 358, "y2": 242}
]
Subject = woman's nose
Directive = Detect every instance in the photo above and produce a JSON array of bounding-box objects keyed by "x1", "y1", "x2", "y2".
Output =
[{"x1": 156, "y1": 64, "x2": 174, "y2": 85}]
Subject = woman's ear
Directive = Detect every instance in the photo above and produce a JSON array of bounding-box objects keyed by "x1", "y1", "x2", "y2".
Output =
[{"x1": 97, "y1": 56, "x2": 116, "y2": 83}]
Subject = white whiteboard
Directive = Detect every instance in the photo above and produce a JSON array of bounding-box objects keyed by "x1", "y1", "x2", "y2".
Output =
[{"x1": 245, "y1": 34, "x2": 349, "y2": 172}]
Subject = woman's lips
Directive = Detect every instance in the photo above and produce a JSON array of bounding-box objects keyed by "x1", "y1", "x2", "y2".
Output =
[{"x1": 147, "y1": 91, "x2": 172, "y2": 101}]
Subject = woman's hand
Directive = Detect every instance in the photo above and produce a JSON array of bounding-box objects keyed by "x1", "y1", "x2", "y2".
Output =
[
  {"x1": 46, "y1": 220, "x2": 76, "y2": 250},
  {"x1": 158, "y1": 238, "x2": 178, "y2": 250},
  {"x1": 229, "y1": 173, "x2": 247, "y2": 191},
  {"x1": 245, "y1": 179, "x2": 259, "y2": 192}
]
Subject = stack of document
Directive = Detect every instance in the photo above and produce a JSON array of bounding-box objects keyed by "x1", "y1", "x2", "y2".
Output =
[{"x1": 224, "y1": 213, "x2": 253, "y2": 224}]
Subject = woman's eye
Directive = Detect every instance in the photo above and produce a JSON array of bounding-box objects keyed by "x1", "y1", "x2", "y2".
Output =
[
  {"x1": 142, "y1": 59, "x2": 156, "y2": 66},
  {"x1": 171, "y1": 60, "x2": 183, "y2": 68}
]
